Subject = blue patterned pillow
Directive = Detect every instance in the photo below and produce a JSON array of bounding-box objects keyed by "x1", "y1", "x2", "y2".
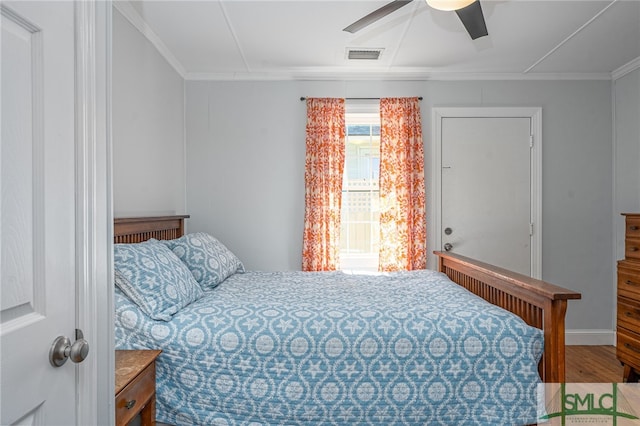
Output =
[
  {"x1": 163, "y1": 233, "x2": 245, "y2": 289},
  {"x1": 114, "y1": 240, "x2": 203, "y2": 321}
]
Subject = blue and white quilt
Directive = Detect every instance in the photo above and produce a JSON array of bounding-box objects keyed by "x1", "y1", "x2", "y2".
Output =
[{"x1": 115, "y1": 269, "x2": 543, "y2": 425}]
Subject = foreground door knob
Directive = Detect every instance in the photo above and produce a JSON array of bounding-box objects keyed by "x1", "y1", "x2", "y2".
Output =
[
  {"x1": 444, "y1": 243, "x2": 453, "y2": 252},
  {"x1": 49, "y1": 329, "x2": 90, "y2": 367}
]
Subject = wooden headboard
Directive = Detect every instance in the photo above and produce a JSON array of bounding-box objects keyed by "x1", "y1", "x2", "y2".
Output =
[{"x1": 114, "y1": 215, "x2": 189, "y2": 243}]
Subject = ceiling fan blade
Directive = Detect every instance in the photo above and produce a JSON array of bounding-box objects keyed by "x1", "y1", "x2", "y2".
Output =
[
  {"x1": 455, "y1": 1, "x2": 488, "y2": 40},
  {"x1": 343, "y1": 0, "x2": 414, "y2": 33}
]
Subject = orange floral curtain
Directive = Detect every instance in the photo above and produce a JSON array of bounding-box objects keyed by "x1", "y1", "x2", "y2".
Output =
[
  {"x1": 302, "y1": 98, "x2": 345, "y2": 271},
  {"x1": 379, "y1": 97, "x2": 426, "y2": 271}
]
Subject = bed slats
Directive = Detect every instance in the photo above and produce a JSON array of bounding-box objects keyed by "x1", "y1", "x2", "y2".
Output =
[
  {"x1": 445, "y1": 267, "x2": 544, "y2": 329},
  {"x1": 114, "y1": 215, "x2": 189, "y2": 243}
]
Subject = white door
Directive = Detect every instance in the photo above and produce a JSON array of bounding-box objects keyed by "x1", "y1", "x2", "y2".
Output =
[
  {"x1": 1, "y1": 2, "x2": 80, "y2": 424},
  {"x1": 440, "y1": 116, "x2": 533, "y2": 276}
]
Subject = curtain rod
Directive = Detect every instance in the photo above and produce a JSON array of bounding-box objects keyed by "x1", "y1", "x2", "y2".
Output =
[{"x1": 299, "y1": 96, "x2": 422, "y2": 101}]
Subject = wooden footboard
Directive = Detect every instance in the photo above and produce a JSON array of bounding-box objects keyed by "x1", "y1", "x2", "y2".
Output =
[{"x1": 435, "y1": 251, "x2": 581, "y2": 383}]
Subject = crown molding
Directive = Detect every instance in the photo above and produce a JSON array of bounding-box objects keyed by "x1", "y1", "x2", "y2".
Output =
[
  {"x1": 113, "y1": 1, "x2": 186, "y2": 78},
  {"x1": 185, "y1": 70, "x2": 613, "y2": 82},
  {"x1": 612, "y1": 56, "x2": 640, "y2": 81}
]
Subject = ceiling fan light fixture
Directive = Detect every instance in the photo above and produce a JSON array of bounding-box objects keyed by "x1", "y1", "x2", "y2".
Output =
[{"x1": 426, "y1": 0, "x2": 475, "y2": 11}]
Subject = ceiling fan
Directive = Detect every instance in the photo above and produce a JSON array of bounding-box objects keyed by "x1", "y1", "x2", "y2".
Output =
[{"x1": 343, "y1": 0, "x2": 488, "y2": 40}]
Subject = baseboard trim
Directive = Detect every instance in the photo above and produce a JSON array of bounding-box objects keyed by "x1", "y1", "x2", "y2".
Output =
[{"x1": 566, "y1": 329, "x2": 616, "y2": 346}]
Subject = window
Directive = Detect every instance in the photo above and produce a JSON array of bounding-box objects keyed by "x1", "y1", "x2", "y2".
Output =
[
  {"x1": 340, "y1": 108, "x2": 380, "y2": 272},
  {"x1": 303, "y1": 97, "x2": 425, "y2": 272}
]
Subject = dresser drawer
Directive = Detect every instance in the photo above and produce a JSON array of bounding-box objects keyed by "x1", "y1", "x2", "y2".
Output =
[
  {"x1": 618, "y1": 297, "x2": 640, "y2": 331},
  {"x1": 625, "y1": 239, "x2": 640, "y2": 261},
  {"x1": 115, "y1": 362, "x2": 156, "y2": 426},
  {"x1": 626, "y1": 216, "x2": 640, "y2": 239},
  {"x1": 618, "y1": 264, "x2": 640, "y2": 299},
  {"x1": 617, "y1": 329, "x2": 640, "y2": 371}
]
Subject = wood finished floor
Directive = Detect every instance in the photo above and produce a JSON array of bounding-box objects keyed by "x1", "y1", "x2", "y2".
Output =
[{"x1": 566, "y1": 345, "x2": 623, "y2": 383}]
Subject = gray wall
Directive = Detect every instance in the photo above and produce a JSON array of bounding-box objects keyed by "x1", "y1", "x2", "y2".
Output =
[
  {"x1": 614, "y1": 69, "x2": 640, "y2": 261},
  {"x1": 112, "y1": 10, "x2": 186, "y2": 217},
  {"x1": 185, "y1": 79, "x2": 614, "y2": 332}
]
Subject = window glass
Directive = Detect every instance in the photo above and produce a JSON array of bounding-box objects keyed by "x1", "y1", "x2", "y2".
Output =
[{"x1": 341, "y1": 109, "x2": 380, "y2": 272}]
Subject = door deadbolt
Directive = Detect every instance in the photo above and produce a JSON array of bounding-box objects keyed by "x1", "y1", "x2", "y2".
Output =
[
  {"x1": 444, "y1": 227, "x2": 453, "y2": 235},
  {"x1": 49, "y1": 329, "x2": 89, "y2": 367}
]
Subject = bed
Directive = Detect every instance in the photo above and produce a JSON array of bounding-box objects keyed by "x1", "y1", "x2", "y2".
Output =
[{"x1": 114, "y1": 215, "x2": 581, "y2": 425}]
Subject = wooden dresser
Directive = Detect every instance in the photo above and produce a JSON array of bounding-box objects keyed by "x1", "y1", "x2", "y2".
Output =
[
  {"x1": 617, "y1": 214, "x2": 640, "y2": 382},
  {"x1": 115, "y1": 349, "x2": 162, "y2": 426}
]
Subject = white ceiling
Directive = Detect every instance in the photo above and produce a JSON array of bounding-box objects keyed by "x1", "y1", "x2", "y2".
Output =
[{"x1": 115, "y1": 0, "x2": 640, "y2": 80}]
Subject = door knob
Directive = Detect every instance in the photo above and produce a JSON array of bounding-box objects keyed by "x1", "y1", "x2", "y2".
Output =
[
  {"x1": 49, "y1": 329, "x2": 90, "y2": 367},
  {"x1": 444, "y1": 243, "x2": 453, "y2": 251}
]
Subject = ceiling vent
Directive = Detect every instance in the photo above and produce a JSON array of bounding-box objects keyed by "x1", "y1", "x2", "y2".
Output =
[{"x1": 347, "y1": 48, "x2": 383, "y2": 60}]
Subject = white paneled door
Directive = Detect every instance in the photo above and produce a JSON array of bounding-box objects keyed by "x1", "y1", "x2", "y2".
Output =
[
  {"x1": 1, "y1": 1, "x2": 79, "y2": 424},
  {"x1": 439, "y1": 115, "x2": 536, "y2": 277}
]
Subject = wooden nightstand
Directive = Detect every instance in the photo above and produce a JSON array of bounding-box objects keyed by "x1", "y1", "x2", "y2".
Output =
[{"x1": 115, "y1": 350, "x2": 162, "y2": 426}]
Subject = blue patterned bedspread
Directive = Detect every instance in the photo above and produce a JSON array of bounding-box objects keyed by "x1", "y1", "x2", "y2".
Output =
[{"x1": 115, "y1": 269, "x2": 543, "y2": 425}]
